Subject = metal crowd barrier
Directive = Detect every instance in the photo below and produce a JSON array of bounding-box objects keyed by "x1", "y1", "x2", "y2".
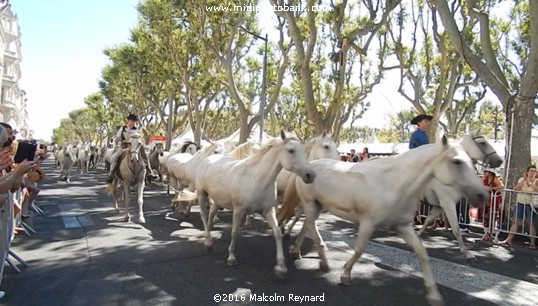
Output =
[
  {"x1": 417, "y1": 189, "x2": 538, "y2": 245},
  {"x1": 0, "y1": 178, "x2": 41, "y2": 296},
  {"x1": 490, "y1": 189, "x2": 538, "y2": 244}
]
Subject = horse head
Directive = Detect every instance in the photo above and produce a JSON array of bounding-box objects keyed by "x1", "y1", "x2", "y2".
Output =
[
  {"x1": 460, "y1": 132, "x2": 503, "y2": 168},
  {"x1": 180, "y1": 141, "x2": 199, "y2": 155},
  {"x1": 128, "y1": 132, "x2": 143, "y2": 162},
  {"x1": 251, "y1": 130, "x2": 315, "y2": 184},
  {"x1": 430, "y1": 136, "x2": 488, "y2": 205},
  {"x1": 306, "y1": 131, "x2": 339, "y2": 160},
  {"x1": 152, "y1": 143, "x2": 164, "y2": 156}
]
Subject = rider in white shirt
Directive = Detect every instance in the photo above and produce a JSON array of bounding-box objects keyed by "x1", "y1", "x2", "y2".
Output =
[{"x1": 105, "y1": 114, "x2": 157, "y2": 183}]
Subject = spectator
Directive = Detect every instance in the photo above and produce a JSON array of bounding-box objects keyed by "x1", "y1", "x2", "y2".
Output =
[
  {"x1": 348, "y1": 149, "x2": 359, "y2": 162},
  {"x1": 481, "y1": 168, "x2": 505, "y2": 240},
  {"x1": 500, "y1": 165, "x2": 537, "y2": 249},
  {"x1": 360, "y1": 147, "x2": 370, "y2": 161}
]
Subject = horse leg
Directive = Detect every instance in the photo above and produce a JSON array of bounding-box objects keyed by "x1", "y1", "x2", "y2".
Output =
[
  {"x1": 137, "y1": 180, "x2": 146, "y2": 224},
  {"x1": 442, "y1": 201, "x2": 475, "y2": 261},
  {"x1": 227, "y1": 208, "x2": 246, "y2": 266},
  {"x1": 397, "y1": 224, "x2": 444, "y2": 306},
  {"x1": 123, "y1": 183, "x2": 130, "y2": 222},
  {"x1": 417, "y1": 206, "x2": 444, "y2": 235},
  {"x1": 198, "y1": 191, "x2": 213, "y2": 249},
  {"x1": 263, "y1": 206, "x2": 287, "y2": 278},
  {"x1": 341, "y1": 220, "x2": 375, "y2": 286},
  {"x1": 290, "y1": 222, "x2": 308, "y2": 259},
  {"x1": 285, "y1": 207, "x2": 303, "y2": 238},
  {"x1": 301, "y1": 202, "x2": 328, "y2": 272}
]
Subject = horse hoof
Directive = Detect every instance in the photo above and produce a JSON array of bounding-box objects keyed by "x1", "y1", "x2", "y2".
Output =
[
  {"x1": 466, "y1": 255, "x2": 477, "y2": 263},
  {"x1": 123, "y1": 216, "x2": 130, "y2": 222},
  {"x1": 274, "y1": 265, "x2": 287, "y2": 279},
  {"x1": 138, "y1": 217, "x2": 146, "y2": 224},
  {"x1": 213, "y1": 217, "x2": 221, "y2": 224},
  {"x1": 227, "y1": 258, "x2": 238, "y2": 266},
  {"x1": 319, "y1": 262, "x2": 330, "y2": 273},
  {"x1": 340, "y1": 274, "x2": 352, "y2": 286},
  {"x1": 426, "y1": 294, "x2": 445, "y2": 306}
]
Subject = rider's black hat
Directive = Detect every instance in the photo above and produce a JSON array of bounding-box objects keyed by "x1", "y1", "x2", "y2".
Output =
[
  {"x1": 126, "y1": 114, "x2": 138, "y2": 121},
  {"x1": 410, "y1": 114, "x2": 433, "y2": 125}
]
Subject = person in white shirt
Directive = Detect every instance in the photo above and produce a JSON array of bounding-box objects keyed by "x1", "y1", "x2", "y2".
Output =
[{"x1": 105, "y1": 114, "x2": 156, "y2": 183}]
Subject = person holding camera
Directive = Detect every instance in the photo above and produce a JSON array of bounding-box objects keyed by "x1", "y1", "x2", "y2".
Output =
[{"x1": 105, "y1": 114, "x2": 156, "y2": 183}]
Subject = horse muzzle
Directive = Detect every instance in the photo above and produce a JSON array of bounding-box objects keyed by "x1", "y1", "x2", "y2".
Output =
[
  {"x1": 468, "y1": 190, "x2": 489, "y2": 208},
  {"x1": 301, "y1": 170, "x2": 316, "y2": 184},
  {"x1": 486, "y1": 155, "x2": 503, "y2": 168}
]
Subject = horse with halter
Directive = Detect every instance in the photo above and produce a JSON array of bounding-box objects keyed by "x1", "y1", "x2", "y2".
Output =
[
  {"x1": 179, "y1": 131, "x2": 316, "y2": 278},
  {"x1": 416, "y1": 132, "x2": 503, "y2": 260},
  {"x1": 106, "y1": 132, "x2": 147, "y2": 224},
  {"x1": 56, "y1": 144, "x2": 76, "y2": 182},
  {"x1": 281, "y1": 136, "x2": 486, "y2": 306},
  {"x1": 147, "y1": 143, "x2": 165, "y2": 184}
]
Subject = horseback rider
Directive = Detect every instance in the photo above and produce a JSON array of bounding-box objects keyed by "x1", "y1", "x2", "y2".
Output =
[{"x1": 105, "y1": 114, "x2": 157, "y2": 183}]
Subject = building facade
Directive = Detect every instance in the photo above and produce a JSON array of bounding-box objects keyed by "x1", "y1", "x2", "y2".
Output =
[{"x1": 0, "y1": 1, "x2": 32, "y2": 139}]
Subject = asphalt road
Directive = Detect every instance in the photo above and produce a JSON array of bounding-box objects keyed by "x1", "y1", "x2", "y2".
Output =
[{"x1": 1, "y1": 159, "x2": 537, "y2": 306}]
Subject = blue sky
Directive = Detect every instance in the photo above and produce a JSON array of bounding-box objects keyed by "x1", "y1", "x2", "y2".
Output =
[{"x1": 12, "y1": 0, "x2": 139, "y2": 140}]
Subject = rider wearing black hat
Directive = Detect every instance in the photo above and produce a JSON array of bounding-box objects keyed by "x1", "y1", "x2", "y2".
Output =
[
  {"x1": 409, "y1": 114, "x2": 433, "y2": 149},
  {"x1": 106, "y1": 114, "x2": 157, "y2": 183}
]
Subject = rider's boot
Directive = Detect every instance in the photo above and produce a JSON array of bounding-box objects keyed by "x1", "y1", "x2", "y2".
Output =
[{"x1": 106, "y1": 160, "x2": 116, "y2": 183}]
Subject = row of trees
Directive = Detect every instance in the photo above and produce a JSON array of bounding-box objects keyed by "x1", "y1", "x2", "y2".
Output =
[{"x1": 52, "y1": 0, "x2": 537, "y2": 188}]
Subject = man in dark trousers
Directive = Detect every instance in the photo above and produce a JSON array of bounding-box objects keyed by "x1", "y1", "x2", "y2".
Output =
[{"x1": 409, "y1": 114, "x2": 433, "y2": 149}]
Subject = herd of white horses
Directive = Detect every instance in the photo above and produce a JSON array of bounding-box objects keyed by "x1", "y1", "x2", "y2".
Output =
[{"x1": 52, "y1": 130, "x2": 503, "y2": 306}]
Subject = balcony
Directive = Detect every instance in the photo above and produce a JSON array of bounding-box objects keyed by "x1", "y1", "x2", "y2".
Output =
[
  {"x1": 2, "y1": 74, "x2": 14, "y2": 86},
  {"x1": 4, "y1": 50, "x2": 17, "y2": 60},
  {"x1": 1, "y1": 99, "x2": 17, "y2": 111}
]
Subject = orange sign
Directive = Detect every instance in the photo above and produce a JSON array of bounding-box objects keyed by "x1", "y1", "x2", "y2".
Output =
[{"x1": 150, "y1": 136, "x2": 166, "y2": 142}]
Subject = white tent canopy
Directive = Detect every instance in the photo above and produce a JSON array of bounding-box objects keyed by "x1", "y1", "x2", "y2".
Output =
[
  {"x1": 216, "y1": 124, "x2": 273, "y2": 152},
  {"x1": 171, "y1": 125, "x2": 211, "y2": 147}
]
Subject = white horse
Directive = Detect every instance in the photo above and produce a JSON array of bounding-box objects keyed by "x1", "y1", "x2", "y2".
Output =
[
  {"x1": 106, "y1": 132, "x2": 147, "y2": 224},
  {"x1": 417, "y1": 133, "x2": 503, "y2": 260},
  {"x1": 57, "y1": 144, "x2": 76, "y2": 182},
  {"x1": 77, "y1": 144, "x2": 91, "y2": 174},
  {"x1": 284, "y1": 136, "x2": 486, "y2": 306},
  {"x1": 180, "y1": 131, "x2": 316, "y2": 278},
  {"x1": 275, "y1": 132, "x2": 339, "y2": 233},
  {"x1": 166, "y1": 142, "x2": 223, "y2": 213},
  {"x1": 162, "y1": 141, "x2": 200, "y2": 196}
]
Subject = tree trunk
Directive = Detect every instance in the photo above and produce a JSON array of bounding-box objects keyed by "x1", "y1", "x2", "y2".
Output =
[{"x1": 165, "y1": 92, "x2": 174, "y2": 151}]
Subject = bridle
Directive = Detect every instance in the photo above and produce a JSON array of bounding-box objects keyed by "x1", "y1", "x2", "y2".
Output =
[{"x1": 470, "y1": 135, "x2": 499, "y2": 168}]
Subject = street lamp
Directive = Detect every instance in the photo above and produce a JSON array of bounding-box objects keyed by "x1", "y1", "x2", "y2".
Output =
[{"x1": 239, "y1": 26, "x2": 268, "y2": 143}]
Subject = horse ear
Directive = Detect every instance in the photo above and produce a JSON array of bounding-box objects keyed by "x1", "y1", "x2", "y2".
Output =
[
  {"x1": 442, "y1": 135, "x2": 448, "y2": 146},
  {"x1": 322, "y1": 130, "x2": 327, "y2": 137},
  {"x1": 476, "y1": 128, "x2": 483, "y2": 136},
  {"x1": 280, "y1": 130, "x2": 286, "y2": 140}
]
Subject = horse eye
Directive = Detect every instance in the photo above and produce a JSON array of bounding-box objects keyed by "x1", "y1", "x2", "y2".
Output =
[
  {"x1": 323, "y1": 145, "x2": 329, "y2": 149},
  {"x1": 288, "y1": 149, "x2": 295, "y2": 154},
  {"x1": 453, "y1": 159, "x2": 462, "y2": 165},
  {"x1": 480, "y1": 142, "x2": 486, "y2": 146}
]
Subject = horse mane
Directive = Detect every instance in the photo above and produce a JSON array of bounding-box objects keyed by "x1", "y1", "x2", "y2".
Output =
[
  {"x1": 230, "y1": 142, "x2": 255, "y2": 160},
  {"x1": 244, "y1": 137, "x2": 297, "y2": 166}
]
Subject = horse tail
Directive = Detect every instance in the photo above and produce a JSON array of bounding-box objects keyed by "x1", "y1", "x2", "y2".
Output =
[
  {"x1": 106, "y1": 179, "x2": 116, "y2": 196},
  {"x1": 177, "y1": 190, "x2": 198, "y2": 201},
  {"x1": 277, "y1": 175, "x2": 299, "y2": 225}
]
